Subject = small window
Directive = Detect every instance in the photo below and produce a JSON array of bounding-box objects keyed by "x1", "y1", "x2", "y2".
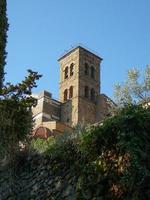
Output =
[
  {"x1": 91, "y1": 88, "x2": 95, "y2": 102},
  {"x1": 85, "y1": 63, "x2": 89, "y2": 75},
  {"x1": 64, "y1": 66, "x2": 68, "y2": 79},
  {"x1": 64, "y1": 89, "x2": 68, "y2": 101},
  {"x1": 91, "y1": 66, "x2": 95, "y2": 79},
  {"x1": 84, "y1": 86, "x2": 89, "y2": 98},
  {"x1": 70, "y1": 63, "x2": 74, "y2": 76},
  {"x1": 69, "y1": 86, "x2": 73, "y2": 99}
]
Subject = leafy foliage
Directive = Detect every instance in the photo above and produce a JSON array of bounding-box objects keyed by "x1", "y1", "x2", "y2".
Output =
[
  {"x1": 0, "y1": 0, "x2": 8, "y2": 91},
  {"x1": 31, "y1": 105, "x2": 150, "y2": 199},
  {"x1": 114, "y1": 66, "x2": 150, "y2": 107},
  {"x1": 0, "y1": 70, "x2": 42, "y2": 160},
  {"x1": 31, "y1": 136, "x2": 55, "y2": 154},
  {"x1": 31, "y1": 130, "x2": 80, "y2": 168},
  {"x1": 0, "y1": 3, "x2": 42, "y2": 197},
  {"x1": 0, "y1": 0, "x2": 42, "y2": 163},
  {"x1": 78, "y1": 105, "x2": 150, "y2": 199}
]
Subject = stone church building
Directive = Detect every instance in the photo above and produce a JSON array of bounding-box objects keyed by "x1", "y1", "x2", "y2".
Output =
[{"x1": 32, "y1": 46, "x2": 113, "y2": 138}]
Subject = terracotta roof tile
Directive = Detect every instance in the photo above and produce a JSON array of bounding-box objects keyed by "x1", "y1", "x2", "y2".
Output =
[{"x1": 33, "y1": 126, "x2": 53, "y2": 139}]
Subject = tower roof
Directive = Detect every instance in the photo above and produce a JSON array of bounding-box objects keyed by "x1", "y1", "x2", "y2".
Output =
[{"x1": 58, "y1": 45, "x2": 103, "y2": 61}]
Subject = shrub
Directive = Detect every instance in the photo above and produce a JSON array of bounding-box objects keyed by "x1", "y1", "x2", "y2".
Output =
[{"x1": 30, "y1": 105, "x2": 150, "y2": 199}]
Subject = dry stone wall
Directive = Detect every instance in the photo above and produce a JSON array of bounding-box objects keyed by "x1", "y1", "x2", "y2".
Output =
[{"x1": 0, "y1": 154, "x2": 78, "y2": 200}]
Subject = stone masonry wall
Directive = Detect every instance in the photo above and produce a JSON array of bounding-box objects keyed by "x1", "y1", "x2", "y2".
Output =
[{"x1": 0, "y1": 154, "x2": 78, "y2": 200}]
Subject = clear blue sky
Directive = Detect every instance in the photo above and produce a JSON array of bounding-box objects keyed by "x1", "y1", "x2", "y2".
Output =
[{"x1": 6, "y1": 0, "x2": 150, "y2": 100}]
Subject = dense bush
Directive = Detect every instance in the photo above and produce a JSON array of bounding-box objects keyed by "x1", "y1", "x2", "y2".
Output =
[
  {"x1": 31, "y1": 105, "x2": 150, "y2": 199},
  {"x1": 0, "y1": 99, "x2": 32, "y2": 157},
  {"x1": 77, "y1": 105, "x2": 150, "y2": 199},
  {"x1": 0, "y1": 70, "x2": 41, "y2": 163}
]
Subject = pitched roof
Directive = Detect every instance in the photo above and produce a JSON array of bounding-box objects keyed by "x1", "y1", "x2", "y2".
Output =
[
  {"x1": 33, "y1": 126, "x2": 54, "y2": 139},
  {"x1": 58, "y1": 45, "x2": 103, "y2": 61}
]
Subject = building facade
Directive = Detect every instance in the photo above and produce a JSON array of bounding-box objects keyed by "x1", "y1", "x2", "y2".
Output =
[{"x1": 32, "y1": 46, "x2": 113, "y2": 138}]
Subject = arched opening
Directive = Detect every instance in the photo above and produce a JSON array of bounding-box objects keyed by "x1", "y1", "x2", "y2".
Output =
[
  {"x1": 64, "y1": 89, "x2": 68, "y2": 101},
  {"x1": 84, "y1": 86, "x2": 89, "y2": 98},
  {"x1": 69, "y1": 86, "x2": 73, "y2": 99},
  {"x1": 91, "y1": 88, "x2": 95, "y2": 102},
  {"x1": 70, "y1": 63, "x2": 74, "y2": 76},
  {"x1": 91, "y1": 66, "x2": 95, "y2": 79},
  {"x1": 64, "y1": 66, "x2": 68, "y2": 79},
  {"x1": 85, "y1": 63, "x2": 89, "y2": 75}
]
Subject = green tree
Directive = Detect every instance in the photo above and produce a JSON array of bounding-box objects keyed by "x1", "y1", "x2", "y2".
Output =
[
  {"x1": 77, "y1": 105, "x2": 150, "y2": 199},
  {"x1": 30, "y1": 105, "x2": 150, "y2": 199},
  {"x1": 0, "y1": 0, "x2": 42, "y2": 196},
  {"x1": 0, "y1": 0, "x2": 42, "y2": 163},
  {"x1": 0, "y1": 70, "x2": 41, "y2": 160},
  {"x1": 114, "y1": 66, "x2": 150, "y2": 107},
  {"x1": 0, "y1": 0, "x2": 8, "y2": 92}
]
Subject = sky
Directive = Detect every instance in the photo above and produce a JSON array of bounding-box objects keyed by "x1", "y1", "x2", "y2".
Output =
[{"x1": 6, "y1": 0, "x2": 150, "y2": 100}]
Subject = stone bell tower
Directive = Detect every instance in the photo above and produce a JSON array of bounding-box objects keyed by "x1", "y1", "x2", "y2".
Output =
[{"x1": 58, "y1": 46, "x2": 102, "y2": 126}]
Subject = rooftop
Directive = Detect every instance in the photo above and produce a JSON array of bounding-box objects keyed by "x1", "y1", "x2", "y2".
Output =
[{"x1": 58, "y1": 44, "x2": 103, "y2": 61}]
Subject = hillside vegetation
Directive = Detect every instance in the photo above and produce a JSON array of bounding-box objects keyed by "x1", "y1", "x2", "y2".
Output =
[{"x1": 1, "y1": 105, "x2": 149, "y2": 199}]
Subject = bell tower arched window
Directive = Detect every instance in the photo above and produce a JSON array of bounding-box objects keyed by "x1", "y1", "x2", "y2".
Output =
[
  {"x1": 84, "y1": 86, "x2": 89, "y2": 98},
  {"x1": 91, "y1": 88, "x2": 95, "y2": 102},
  {"x1": 91, "y1": 66, "x2": 95, "y2": 79},
  {"x1": 85, "y1": 63, "x2": 89, "y2": 75},
  {"x1": 70, "y1": 63, "x2": 74, "y2": 76},
  {"x1": 64, "y1": 66, "x2": 68, "y2": 79},
  {"x1": 69, "y1": 86, "x2": 73, "y2": 99},
  {"x1": 64, "y1": 89, "x2": 68, "y2": 101}
]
